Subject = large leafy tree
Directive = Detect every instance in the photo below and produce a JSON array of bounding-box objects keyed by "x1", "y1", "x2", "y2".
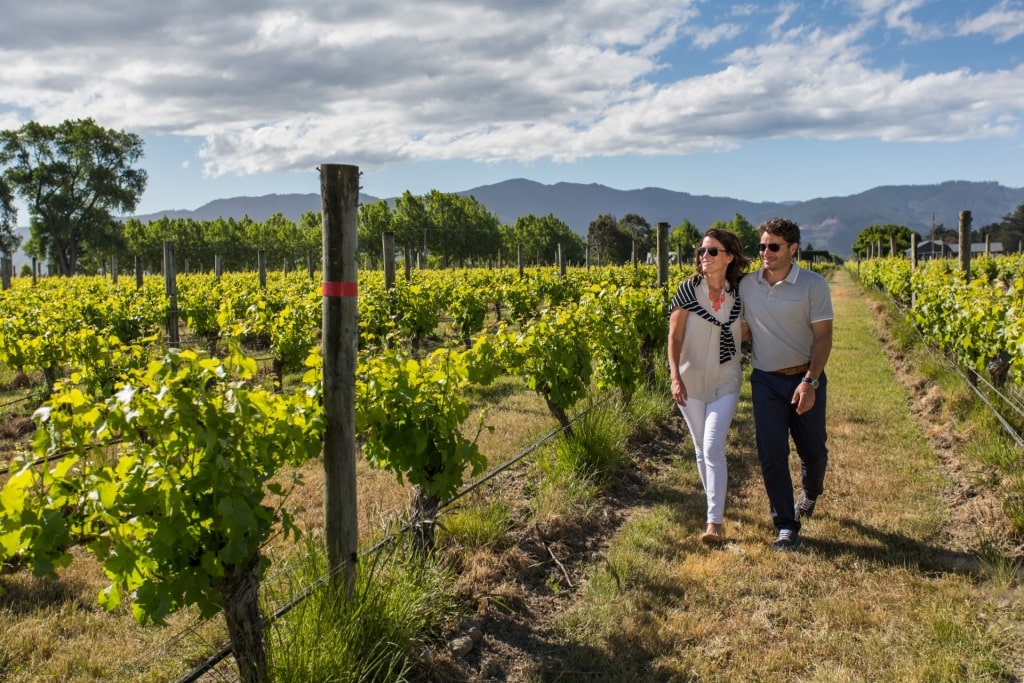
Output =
[
  {"x1": 0, "y1": 118, "x2": 147, "y2": 276},
  {"x1": 588, "y1": 214, "x2": 631, "y2": 265},
  {"x1": 618, "y1": 213, "x2": 652, "y2": 262},
  {"x1": 358, "y1": 199, "x2": 394, "y2": 266},
  {"x1": 423, "y1": 191, "x2": 503, "y2": 267},
  {"x1": 669, "y1": 219, "x2": 701, "y2": 260},
  {"x1": 707, "y1": 213, "x2": 758, "y2": 256},
  {"x1": 507, "y1": 213, "x2": 585, "y2": 265},
  {"x1": 391, "y1": 191, "x2": 429, "y2": 260},
  {"x1": 297, "y1": 210, "x2": 322, "y2": 266},
  {"x1": 994, "y1": 204, "x2": 1024, "y2": 250}
]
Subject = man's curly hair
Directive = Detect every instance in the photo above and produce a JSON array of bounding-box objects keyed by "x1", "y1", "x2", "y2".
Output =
[{"x1": 758, "y1": 217, "x2": 800, "y2": 245}]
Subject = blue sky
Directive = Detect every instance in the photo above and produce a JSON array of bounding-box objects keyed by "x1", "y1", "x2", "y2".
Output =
[{"x1": 2, "y1": 0, "x2": 1023, "y2": 216}]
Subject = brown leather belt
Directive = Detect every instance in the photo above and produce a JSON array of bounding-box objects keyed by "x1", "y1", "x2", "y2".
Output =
[{"x1": 771, "y1": 363, "x2": 810, "y2": 376}]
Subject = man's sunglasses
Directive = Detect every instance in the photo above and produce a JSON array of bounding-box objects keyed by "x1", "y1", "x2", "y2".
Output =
[
  {"x1": 697, "y1": 247, "x2": 723, "y2": 257},
  {"x1": 758, "y1": 242, "x2": 786, "y2": 252}
]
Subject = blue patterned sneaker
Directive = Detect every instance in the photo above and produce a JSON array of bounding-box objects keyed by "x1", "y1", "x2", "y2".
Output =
[
  {"x1": 772, "y1": 528, "x2": 800, "y2": 551},
  {"x1": 797, "y1": 493, "x2": 817, "y2": 520}
]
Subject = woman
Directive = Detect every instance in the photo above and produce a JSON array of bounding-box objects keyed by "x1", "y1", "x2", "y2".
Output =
[{"x1": 667, "y1": 228, "x2": 750, "y2": 545}]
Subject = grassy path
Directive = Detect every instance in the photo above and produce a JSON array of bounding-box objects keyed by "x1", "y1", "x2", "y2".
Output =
[{"x1": 544, "y1": 268, "x2": 1024, "y2": 682}]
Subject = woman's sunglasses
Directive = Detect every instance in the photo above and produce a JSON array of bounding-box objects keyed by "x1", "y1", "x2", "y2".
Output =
[
  {"x1": 758, "y1": 242, "x2": 785, "y2": 252},
  {"x1": 697, "y1": 247, "x2": 723, "y2": 257}
]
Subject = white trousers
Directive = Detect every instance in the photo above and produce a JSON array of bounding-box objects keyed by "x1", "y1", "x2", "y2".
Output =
[{"x1": 676, "y1": 391, "x2": 739, "y2": 524}]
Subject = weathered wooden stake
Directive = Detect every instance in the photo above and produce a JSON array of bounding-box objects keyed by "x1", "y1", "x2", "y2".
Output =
[
  {"x1": 383, "y1": 232, "x2": 396, "y2": 289},
  {"x1": 656, "y1": 222, "x2": 669, "y2": 288},
  {"x1": 320, "y1": 164, "x2": 360, "y2": 596},
  {"x1": 163, "y1": 242, "x2": 179, "y2": 347},
  {"x1": 958, "y1": 210, "x2": 972, "y2": 282}
]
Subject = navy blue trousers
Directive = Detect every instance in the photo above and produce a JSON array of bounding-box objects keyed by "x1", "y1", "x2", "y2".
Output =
[{"x1": 750, "y1": 369, "x2": 829, "y2": 533}]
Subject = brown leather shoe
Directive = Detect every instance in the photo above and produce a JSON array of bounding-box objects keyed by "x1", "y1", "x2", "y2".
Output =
[{"x1": 701, "y1": 524, "x2": 725, "y2": 545}]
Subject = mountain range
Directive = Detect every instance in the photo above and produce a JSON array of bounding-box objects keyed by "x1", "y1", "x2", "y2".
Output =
[{"x1": 12, "y1": 179, "x2": 1024, "y2": 269}]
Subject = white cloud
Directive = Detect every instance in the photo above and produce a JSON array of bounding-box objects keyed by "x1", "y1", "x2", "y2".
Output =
[
  {"x1": 957, "y1": 1, "x2": 1024, "y2": 43},
  {"x1": 846, "y1": 0, "x2": 942, "y2": 40},
  {"x1": 0, "y1": 0, "x2": 1022, "y2": 181},
  {"x1": 691, "y1": 23, "x2": 745, "y2": 49}
]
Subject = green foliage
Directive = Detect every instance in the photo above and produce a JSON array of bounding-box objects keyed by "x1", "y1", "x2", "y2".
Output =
[
  {"x1": 447, "y1": 281, "x2": 490, "y2": 344},
  {"x1": 0, "y1": 345, "x2": 324, "y2": 625},
  {"x1": 855, "y1": 254, "x2": 1024, "y2": 386},
  {"x1": 0, "y1": 175, "x2": 20, "y2": 257},
  {"x1": 588, "y1": 214, "x2": 632, "y2": 265},
  {"x1": 355, "y1": 346, "x2": 491, "y2": 502},
  {"x1": 496, "y1": 303, "x2": 593, "y2": 427}
]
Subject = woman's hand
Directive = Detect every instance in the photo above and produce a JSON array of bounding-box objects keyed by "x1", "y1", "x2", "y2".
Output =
[{"x1": 671, "y1": 376, "x2": 688, "y2": 406}]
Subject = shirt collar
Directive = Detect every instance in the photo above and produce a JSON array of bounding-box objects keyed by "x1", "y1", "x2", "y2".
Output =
[{"x1": 756, "y1": 262, "x2": 802, "y2": 285}]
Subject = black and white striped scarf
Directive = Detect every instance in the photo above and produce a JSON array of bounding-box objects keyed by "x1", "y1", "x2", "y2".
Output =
[{"x1": 670, "y1": 275, "x2": 741, "y2": 364}]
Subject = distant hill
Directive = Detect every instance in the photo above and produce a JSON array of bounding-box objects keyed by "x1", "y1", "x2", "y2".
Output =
[
  {"x1": 131, "y1": 192, "x2": 382, "y2": 224},
  {"x1": 459, "y1": 179, "x2": 1024, "y2": 255},
  {"x1": 11, "y1": 180, "x2": 1024, "y2": 270}
]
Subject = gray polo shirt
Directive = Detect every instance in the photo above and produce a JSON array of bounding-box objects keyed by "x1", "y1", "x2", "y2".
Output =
[{"x1": 738, "y1": 263, "x2": 833, "y2": 372}]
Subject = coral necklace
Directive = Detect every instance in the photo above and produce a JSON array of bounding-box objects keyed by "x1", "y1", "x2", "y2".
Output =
[{"x1": 709, "y1": 287, "x2": 726, "y2": 312}]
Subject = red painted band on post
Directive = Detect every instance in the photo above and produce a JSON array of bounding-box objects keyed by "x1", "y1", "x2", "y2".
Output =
[{"x1": 322, "y1": 281, "x2": 358, "y2": 297}]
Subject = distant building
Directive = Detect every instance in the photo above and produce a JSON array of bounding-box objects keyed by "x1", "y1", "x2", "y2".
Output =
[
  {"x1": 904, "y1": 240, "x2": 1003, "y2": 259},
  {"x1": 906, "y1": 240, "x2": 955, "y2": 260}
]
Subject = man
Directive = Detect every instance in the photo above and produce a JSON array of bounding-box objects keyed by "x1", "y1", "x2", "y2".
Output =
[{"x1": 739, "y1": 218, "x2": 834, "y2": 551}]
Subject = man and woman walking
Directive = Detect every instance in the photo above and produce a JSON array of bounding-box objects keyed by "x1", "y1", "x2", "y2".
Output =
[{"x1": 667, "y1": 217, "x2": 834, "y2": 550}]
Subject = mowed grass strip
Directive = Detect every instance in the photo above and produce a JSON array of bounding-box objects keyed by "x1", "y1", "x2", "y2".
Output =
[{"x1": 547, "y1": 268, "x2": 1023, "y2": 682}]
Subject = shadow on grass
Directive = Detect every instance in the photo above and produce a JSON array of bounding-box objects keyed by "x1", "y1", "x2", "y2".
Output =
[
  {"x1": 0, "y1": 572, "x2": 96, "y2": 615},
  {"x1": 800, "y1": 517, "x2": 981, "y2": 576}
]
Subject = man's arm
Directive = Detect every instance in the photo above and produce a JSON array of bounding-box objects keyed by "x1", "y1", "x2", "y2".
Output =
[{"x1": 793, "y1": 319, "x2": 833, "y2": 415}]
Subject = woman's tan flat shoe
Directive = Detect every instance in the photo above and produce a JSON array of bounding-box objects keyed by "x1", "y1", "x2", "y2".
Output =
[{"x1": 701, "y1": 528, "x2": 725, "y2": 545}]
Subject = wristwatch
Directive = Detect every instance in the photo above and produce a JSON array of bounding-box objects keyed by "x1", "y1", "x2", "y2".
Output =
[{"x1": 802, "y1": 376, "x2": 819, "y2": 389}]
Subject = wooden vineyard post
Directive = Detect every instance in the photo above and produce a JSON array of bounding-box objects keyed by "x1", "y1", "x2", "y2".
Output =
[
  {"x1": 383, "y1": 231, "x2": 396, "y2": 289},
  {"x1": 656, "y1": 221, "x2": 669, "y2": 288},
  {"x1": 163, "y1": 242, "x2": 179, "y2": 347},
  {"x1": 910, "y1": 233, "x2": 918, "y2": 309},
  {"x1": 320, "y1": 164, "x2": 360, "y2": 595},
  {"x1": 959, "y1": 210, "x2": 972, "y2": 283}
]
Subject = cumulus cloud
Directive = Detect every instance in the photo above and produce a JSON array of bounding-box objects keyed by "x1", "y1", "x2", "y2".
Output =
[{"x1": 0, "y1": 0, "x2": 1021, "y2": 179}]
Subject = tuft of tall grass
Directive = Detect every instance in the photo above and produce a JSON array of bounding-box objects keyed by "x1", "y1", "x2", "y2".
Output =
[
  {"x1": 551, "y1": 397, "x2": 632, "y2": 485},
  {"x1": 440, "y1": 494, "x2": 513, "y2": 551},
  {"x1": 266, "y1": 540, "x2": 455, "y2": 683}
]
